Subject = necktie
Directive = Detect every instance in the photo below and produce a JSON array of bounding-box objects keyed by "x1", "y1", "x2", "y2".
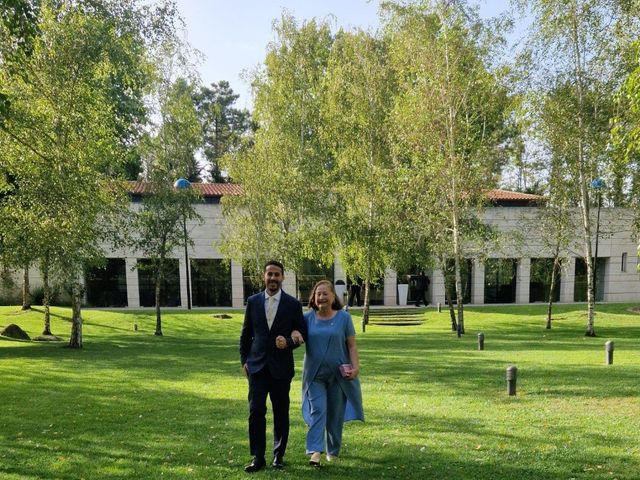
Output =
[{"x1": 267, "y1": 296, "x2": 275, "y2": 329}]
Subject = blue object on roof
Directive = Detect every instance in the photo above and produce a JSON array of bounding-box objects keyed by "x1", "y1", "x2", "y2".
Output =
[{"x1": 174, "y1": 178, "x2": 191, "y2": 190}]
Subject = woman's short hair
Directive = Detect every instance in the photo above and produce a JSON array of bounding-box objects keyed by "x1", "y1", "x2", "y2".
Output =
[{"x1": 308, "y1": 280, "x2": 343, "y2": 311}]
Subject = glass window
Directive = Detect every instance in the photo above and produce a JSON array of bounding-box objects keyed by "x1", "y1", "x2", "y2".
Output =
[
  {"x1": 297, "y1": 259, "x2": 334, "y2": 305},
  {"x1": 84, "y1": 258, "x2": 128, "y2": 307},
  {"x1": 363, "y1": 279, "x2": 385, "y2": 306},
  {"x1": 529, "y1": 258, "x2": 560, "y2": 303},
  {"x1": 445, "y1": 258, "x2": 472, "y2": 304},
  {"x1": 621, "y1": 252, "x2": 627, "y2": 272},
  {"x1": 484, "y1": 258, "x2": 517, "y2": 304},
  {"x1": 137, "y1": 258, "x2": 181, "y2": 307},
  {"x1": 397, "y1": 265, "x2": 430, "y2": 305},
  {"x1": 573, "y1": 257, "x2": 606, "y2": 302},
  {"x1": 191, "y1": 259, "x2": 231, "y2": 307}
]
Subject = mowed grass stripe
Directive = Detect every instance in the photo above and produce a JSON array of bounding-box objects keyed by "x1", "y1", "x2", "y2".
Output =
[{"x1": 1, "y1": 304, "x2": 639, "y2": 479}]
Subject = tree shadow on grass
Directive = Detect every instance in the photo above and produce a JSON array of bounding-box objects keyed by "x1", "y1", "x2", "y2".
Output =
[
  {"x1": 363, "y1": 363, "x2": 640, "y2": 400},
  {"x1": 1, "y1": 332, "x2": 253, "y2": 478},
  {"x1": 362, "y1": 323, "x2": 640, "y2": 352},
  {"x1": 0, "y1": 334, "x2": 244, "y2": 381},
  {"x1": 0, "y1": 392, "x2": 250, "y2": 480},
  {"x1": 3, "y1": 323, "x2": 638, "y2": 399},
  {"x1": 338, "y1": 445, "x2": 639, "y2": 480},
  {"x1": 2, "y1": 311, "x2": 639, "y2": 479},
  {"x1": 358, "y1": 332, "x2": 640, "y2": 399},
  {"x1": 29, "y1": 306, "x2": 72, "y2": 321},
  {"x1": 344, "y1": 407, "x2": 639, "y2": 480}
]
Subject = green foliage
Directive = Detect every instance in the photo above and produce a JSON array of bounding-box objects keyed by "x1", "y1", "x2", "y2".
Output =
[
  {"x1": 194, "y1": 80, "x2": 253, "y2": 182},
  {"x1": 321, "y1": 29, "x2": 397, "y2": 286},
  {"x1": 0, "y1": 0, "x2": 41, "y2": 59},
  {"x1": 221, "y1": 13, "x2": 336, "y2": 276},
  {"x1": 385, "y1": 1, "x2": 514, "y2": 330},
  {"x1": 132, "y1": 182, "x2": 201, "y2": 276},
  {"x1": 517, "y1": 0, "x2": 640, "y2": 335},
  {"x1": 140, "y1": 77, "x2": 203, "y2": 183},
  {"x1": 222, "y1": 5, "x2": 513, "y2": 322},
  {"x1": 612, "y1": 39, "x2": 640, "y2": 233},
  {"x1": 387, "y1": 2, "x2": 510, "y2": 194},
  {"x1": 0, "y1": 1, "x2": 134, "y2": 274},
  {"x1": 0, "y1": 0, "x2": 184, "y2": 345}
]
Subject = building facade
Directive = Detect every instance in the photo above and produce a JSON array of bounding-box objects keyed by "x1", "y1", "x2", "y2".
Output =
[{"x1": 6, "y1": 184, "x2": 639, "y2": 308}]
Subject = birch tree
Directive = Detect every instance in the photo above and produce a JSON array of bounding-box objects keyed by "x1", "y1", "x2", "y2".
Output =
[
  {"x1": 320, "y1": 29, "x2": 397, "y2": 327},
  {"x1": 530, "y1": 85, "x2": 582, "y2": 329},
  {"x1": 386, "y1": 0, "x2": 513, "y2": 334},
  {"x1": 0, "y1": 0, "x2": 181, "y2": 347},
  {"x1": 612, "y1": 39, "x2": 640, "y2": 235},
  {"x1": 221, "y1": 14, "x2": 335, "y2": 287},
  {"x1": 517, "y1": 0, "x2": 640, "y2": 335},
  {"x1": 135, "y1": 77, "x2": 203, "y2": 335}
]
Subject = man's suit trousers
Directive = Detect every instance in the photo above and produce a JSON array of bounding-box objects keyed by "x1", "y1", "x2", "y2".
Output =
[{"x1": 248, "y1": 367, "x2": 291, "y2": 459}]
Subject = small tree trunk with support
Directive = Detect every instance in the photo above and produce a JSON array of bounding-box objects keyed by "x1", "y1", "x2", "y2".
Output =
[
  {"x1": 445, "y1": 284, "x2": 457, "y2": 332},
  {"x1": 453, "y1": 255, "x2": 465, "y2": 336},
  {"x1": 22, "y1": 263, "x2": 31, "y2": 310},
  {"x1": 546, "y1": 252, "x2": 560, "y2": 330},
  {"x1": 362, "y1": 279, "x2": 370, "y2": 332},
  {"x1": 155, "y1": 277, "x2": 163, "y2": 336},
  {"x1": 68, "y1": 281, "x2": 83, "y2": 349},
  {"x1": 452, "y1": 207, "x2": 465, "y2": 335},
  {"x1": 362, "y1": 201, "x2": 374, "y2": 330},
  {"x1": 42, "y1": 258, "x2": 52, "y2": 335}
]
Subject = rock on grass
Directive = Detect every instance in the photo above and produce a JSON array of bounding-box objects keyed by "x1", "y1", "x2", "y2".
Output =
[{"x1": 0, "y1": 324, "x2": 31, "y2": 341}]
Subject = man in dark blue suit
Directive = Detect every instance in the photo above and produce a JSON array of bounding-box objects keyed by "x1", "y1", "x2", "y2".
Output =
[{"x1": 240, "y1": 260, "x2": 306, "y2": 472}]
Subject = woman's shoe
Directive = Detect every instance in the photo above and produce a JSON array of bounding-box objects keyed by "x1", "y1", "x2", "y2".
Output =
[
  {"x1": 309, "y1": 452, "x2": 321, "y2": 467},
  {"x1": 326, "y1": 454, "x2": 338, "y2": 462}
]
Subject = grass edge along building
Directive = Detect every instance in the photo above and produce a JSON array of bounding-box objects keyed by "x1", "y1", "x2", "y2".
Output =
[{"x1": 3, "y1": 183, "x2": 639, "y2": 308}]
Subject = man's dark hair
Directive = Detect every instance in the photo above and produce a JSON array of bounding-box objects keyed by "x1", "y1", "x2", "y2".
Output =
[{"x1": 264, "y1": 260, "x2": 284, "y2": 274}]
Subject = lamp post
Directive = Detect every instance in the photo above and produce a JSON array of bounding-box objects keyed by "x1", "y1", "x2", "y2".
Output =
[
  {"x1": 174, "y1": 178, "x2": 192, "y2": 310},
  {"x1": 590, "y1": 178, "x2": 604, "y2": 302}
]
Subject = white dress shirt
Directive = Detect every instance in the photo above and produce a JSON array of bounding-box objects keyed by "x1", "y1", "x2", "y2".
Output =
[{"x1": 264, "y1": 289, "x2": 282, "y2": 329}]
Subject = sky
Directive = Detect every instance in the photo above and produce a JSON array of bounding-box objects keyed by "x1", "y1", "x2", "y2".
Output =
[{"x1": 173, "y1": 0, "x2": 513, "y2": 110}]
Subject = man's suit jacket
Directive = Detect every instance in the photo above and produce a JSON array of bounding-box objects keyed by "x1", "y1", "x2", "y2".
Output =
[{"x1": 240, "y1": 290, "x2": 306, "y2": 380}]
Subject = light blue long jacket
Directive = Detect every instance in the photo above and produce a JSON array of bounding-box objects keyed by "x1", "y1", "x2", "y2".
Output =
[{"x1": 301, "y1": 309, "x2": 364, "y2": 424}]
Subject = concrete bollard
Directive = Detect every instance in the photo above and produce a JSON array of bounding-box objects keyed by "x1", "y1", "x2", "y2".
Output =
[
  {"x1": 506, "y1": 366, "x2": 517, "y2": 396},
  {"x1": 605, "y1": 341, "x2": 614, "y2": 365},
  {"x1": 437, "y1": 302, "x2": 442, "y2": 313},
  {"x1": 478, "y1": 332, "x2": 485, "y2": 350}
]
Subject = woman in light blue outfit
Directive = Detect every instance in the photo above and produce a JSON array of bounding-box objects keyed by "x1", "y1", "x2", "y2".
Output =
[{"x1": 302, "y1": 280, "x2": 364, "y2": 467}]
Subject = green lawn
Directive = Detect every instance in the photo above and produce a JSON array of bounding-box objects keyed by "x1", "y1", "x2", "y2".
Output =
[{"x1": 1, "y1": 303, "x2": 639, "y2": 479}]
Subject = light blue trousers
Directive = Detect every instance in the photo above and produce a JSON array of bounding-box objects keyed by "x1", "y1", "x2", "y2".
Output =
[{"x1": 306, "y1": 363, "x2": 347, "y2": 456}]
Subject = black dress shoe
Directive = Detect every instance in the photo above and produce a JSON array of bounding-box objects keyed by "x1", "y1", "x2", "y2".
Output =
[
  {"x1": 272, "y1": 455, "x2": 285, "y2": 469},
  {"x1": 244, "y1": 457, "x2": 266, "y2": 473}
]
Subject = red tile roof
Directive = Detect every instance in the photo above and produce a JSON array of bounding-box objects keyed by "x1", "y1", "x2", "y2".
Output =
[
  {"x1": 127, "y1": 181, "x2": 242, "y2": 197},
  {"x1": 484, "y1": 189, "x2": 545, "y2": 202},
  {"x1": 197, "y1": 183, "x2": 243, "y2": 196},
  {"x1": 487, "y1": 189, "x2": 544, "y2": 202},
  {"x1": 127, "y1": 182, "x2": 543, "y2": 203}
]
